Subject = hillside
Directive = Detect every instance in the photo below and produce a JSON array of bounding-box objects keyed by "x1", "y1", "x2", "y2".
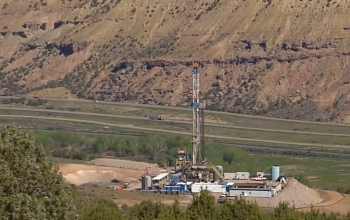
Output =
[{"x1": 1, "y1": 0, "x2": 350, "y2": 122}]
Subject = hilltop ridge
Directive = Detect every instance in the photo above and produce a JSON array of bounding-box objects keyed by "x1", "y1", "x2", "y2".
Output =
[{"x1": 1, "y1": 0, "x2": 350, "y2": 122}]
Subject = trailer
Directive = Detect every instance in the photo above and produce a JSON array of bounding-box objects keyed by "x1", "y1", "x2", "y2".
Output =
[
  {"x1": 224, "y1": 172, "x2": 236, "y2": 180},
  {"x1": 191, "y1": 183, "x2": 226, "y2": 193},
  {"x1": 235, "y1": 172, "x2": 250, "y2": 180},
  {"x1": 146, "y1": 115, "x2": 164, "y2": 120}
]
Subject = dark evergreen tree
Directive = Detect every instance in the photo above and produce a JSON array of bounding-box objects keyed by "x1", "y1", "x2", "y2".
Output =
[{"x1": 0, "y1": 125, "x2": 77, "y2": 219}]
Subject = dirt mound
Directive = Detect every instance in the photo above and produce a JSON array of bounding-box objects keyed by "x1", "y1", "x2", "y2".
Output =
[
  {"x1": 247, "y1": 178, "x2": 323, "y2": 208},
  {"x1": 88, "y1": 158, "x2": 161, "y2": 175},
  {"x1": 58, "y1": 163, "x2": 145, "y2": 186},
  {"x1": 63, "y1": 169, "x2": 126, "y2": 185}
]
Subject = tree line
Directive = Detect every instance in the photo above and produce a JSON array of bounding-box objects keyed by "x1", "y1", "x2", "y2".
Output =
[
  {"x1": 33, "y1": 130, "x2": 256, "y2": 173},
  {"x1": 78, "y1": 191, "x2": 350, "y2": 220}
]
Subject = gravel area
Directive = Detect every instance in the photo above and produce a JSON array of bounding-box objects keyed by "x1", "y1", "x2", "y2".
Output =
[{"x1": 246, "y1": 178, "x2": 323, "y2": 208}]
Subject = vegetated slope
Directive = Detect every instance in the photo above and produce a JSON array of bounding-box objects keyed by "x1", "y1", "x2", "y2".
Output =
[{"x1": 1, "y1": 0, "x2": 350, "y2": 122}]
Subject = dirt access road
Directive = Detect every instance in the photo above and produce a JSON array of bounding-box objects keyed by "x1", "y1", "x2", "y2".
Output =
[{"x1": 298, "y1": 190, "x2": 350, "y2": 215}]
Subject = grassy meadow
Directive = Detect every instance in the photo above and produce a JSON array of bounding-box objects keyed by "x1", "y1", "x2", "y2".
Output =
[{"x1": 254, "y1": 154, "x2": 350, "y2": 189}]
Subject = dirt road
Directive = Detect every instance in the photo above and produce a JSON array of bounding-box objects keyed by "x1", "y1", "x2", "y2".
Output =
[{"x1": 298, "y1": 190, "x2": 350, "y2": 215}]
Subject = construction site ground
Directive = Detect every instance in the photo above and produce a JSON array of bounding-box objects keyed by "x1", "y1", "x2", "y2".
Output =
[{"x1": 58, "y1": 158, "x2": 350, "y2": 214}]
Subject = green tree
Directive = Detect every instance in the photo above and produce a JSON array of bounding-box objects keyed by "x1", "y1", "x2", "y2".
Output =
[
  {"x1": 33, "y1": 133, "x2": 56, "y2": 149},
  {"x1": 222, "y1": 146, "x2": 255, "y2": 172},
  {"x1": 126, "y1": 200, "x2": 167, "y2": 220},
  {"x1": 47, "y1": 131, "x2": 82, "y2": 148},
  {"x1": 186, "y1": 190, "x2": 218, "y2": 220},
  {"x1": 221, "y1": 197, "x2": 267, "y2": 220},
  {"x1": 92, "y1": 134, "x2": 109, "y2": 153},
  {"x1": 0, "y1": 125, "x2": 77, "y2": 219},
  {"x1": 273, "y1": 202, "x2": 303, "y2": 220},
  {"x1": 154, "y1": 200, "x2": 186, "y2": 220},
  {"x1": 78, "y1": 199, "x2": 124, "y2": 220}
]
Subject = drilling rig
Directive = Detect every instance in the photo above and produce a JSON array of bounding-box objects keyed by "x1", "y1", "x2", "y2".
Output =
[
  {"x1": 173, "y1": 62, "x2": 224, "y2": 183},
  {"x1": 191, "y1": 61, "x2": 204, "y2": 166}
]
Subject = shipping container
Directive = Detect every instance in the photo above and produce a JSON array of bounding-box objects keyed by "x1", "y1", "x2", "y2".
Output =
[
  {"x1": 191, "y1": 183, "x2": 226, "y2": 193},
  {"x1": 224, "y1": 172, "x2": 236, "y2": 180},
  {"x1": 164, "y1": 186, "x2": 181, "y2": 192},
  {"x1": 235, "y1": 172, "x2": 250, "y2": 180}
]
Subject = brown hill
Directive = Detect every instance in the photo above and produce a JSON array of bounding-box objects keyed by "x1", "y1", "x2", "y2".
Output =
[{"x1": 1, "y1": 0, "x2": 350, "y2": 122}]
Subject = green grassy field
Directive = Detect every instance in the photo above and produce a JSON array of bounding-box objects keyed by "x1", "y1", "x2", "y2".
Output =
[
  {"x1": 2, "y1": 108, "x2": 350, "y2": 152},
  {"x1": 254, "y1": 154, "x2": 350, "y2": 189},
  {"x1": 4, "y1": 97, "x2": 350, "y2": 134}
]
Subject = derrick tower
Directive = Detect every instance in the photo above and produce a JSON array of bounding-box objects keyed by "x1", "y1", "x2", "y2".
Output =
[{"x1": 191, "y1": 62, "x2": 205, "y2": 166}]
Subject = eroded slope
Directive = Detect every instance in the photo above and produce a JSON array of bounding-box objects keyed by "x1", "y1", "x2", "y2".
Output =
[{"x1": 1, "y1": 0, "x2": 350, "y2": 122}]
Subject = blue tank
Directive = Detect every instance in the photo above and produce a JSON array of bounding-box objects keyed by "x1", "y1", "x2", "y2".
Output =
[{"x1": 271, "y1": 165, "x2": 280, "y2": 181}]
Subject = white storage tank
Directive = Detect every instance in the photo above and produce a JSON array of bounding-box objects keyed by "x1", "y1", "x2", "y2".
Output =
[
  {"x1": 141, "y1": 176, "x2": 146, "y2": 190},
  {"x1": 271, "y1": 166, "x2": 280, "y2": 181},
  {"x1": 141, "y1": 175, "x2": 152, "y2": 190},
  {"x1": 145, "y1": 175, "x2": 152, "y2": 189}
]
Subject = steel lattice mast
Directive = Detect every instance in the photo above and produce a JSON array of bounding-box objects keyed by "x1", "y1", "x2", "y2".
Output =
[{"x1": 192, "y1": 62, "x2": 202, "y2": 165}]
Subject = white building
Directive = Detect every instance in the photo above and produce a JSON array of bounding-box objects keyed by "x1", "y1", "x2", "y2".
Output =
[
  {"x1": 152, "y1": 172, "x2": 169, "y2": 185},
  {"x1": 224, "y1": 173, "x2": 236, "y2": 180},
  {"x1": 235, "y1": 172, "x2": 250, "y2": 180},
  {"x1": 191, "y1": 183, "x2": 226, "y2": 193},
  {"x1": 229, "y1": 188, "x2": 272, "y2": 198}
]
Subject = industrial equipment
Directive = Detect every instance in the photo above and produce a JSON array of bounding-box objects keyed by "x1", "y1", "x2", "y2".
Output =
[
  {"x1": 171, "y1": 62, "x2": 224, "y2": 183},
  {"x1": 191, "y1": 62, "x2": 203, "y2": 166}
]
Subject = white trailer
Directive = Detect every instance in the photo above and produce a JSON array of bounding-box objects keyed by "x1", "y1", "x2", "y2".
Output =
[
  {"x1": 229, "y1": 189, "x2": 272, "y2": 198},
  {"x1": 235, "y1": 172, "x2": 250, "y2": 180},
  {"x1": 224, "y1": 173, "x2": 236, "y2": 180},
  {"x1": 191, "y1": 183, "x2": 226, "y2": 193}
]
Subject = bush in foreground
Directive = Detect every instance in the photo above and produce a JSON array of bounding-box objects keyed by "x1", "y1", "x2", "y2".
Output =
[{"x1": 0, "y1": 125, "x2": 77, "y2": 219}]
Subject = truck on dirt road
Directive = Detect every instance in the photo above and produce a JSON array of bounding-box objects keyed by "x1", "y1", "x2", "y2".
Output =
[{"x1": 146, "y1": 115, "x2": 164, "y2": 120}]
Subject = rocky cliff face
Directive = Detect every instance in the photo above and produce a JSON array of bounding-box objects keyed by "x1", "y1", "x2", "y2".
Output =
[{"x1": 1, "y1": 0, "x2": 350, "y2": 122}]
